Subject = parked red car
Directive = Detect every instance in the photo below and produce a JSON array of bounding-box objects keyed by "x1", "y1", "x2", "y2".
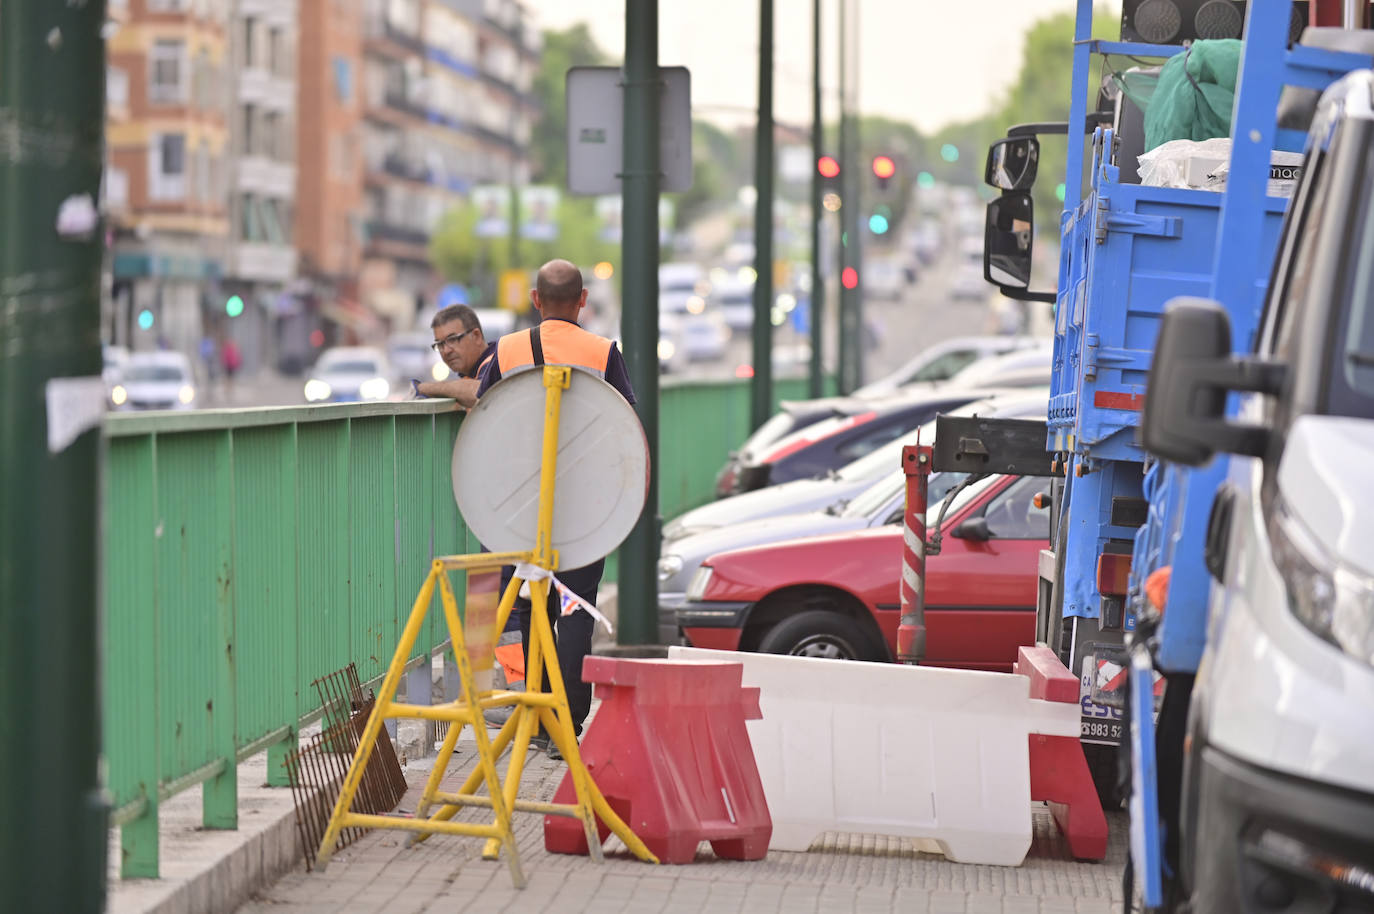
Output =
[{"x1": 676, "y1": 474, "x2": 1048, "y2": 672}]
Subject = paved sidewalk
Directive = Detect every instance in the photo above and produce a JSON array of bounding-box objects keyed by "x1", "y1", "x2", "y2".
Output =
[{"x1": 236, "y1": 737, "x2": 1129, "y2": 914}]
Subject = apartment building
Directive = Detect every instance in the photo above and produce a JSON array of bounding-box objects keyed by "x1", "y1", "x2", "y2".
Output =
[
  {"x1": 105, "y1": 0, "x2": 232, "y2": 353},
  {"x1": 294, "y1": 0, "x2": 538, "y2": 333},
  {"x1": 223, "y1": 0, "x2": 299, "y2": 370}
]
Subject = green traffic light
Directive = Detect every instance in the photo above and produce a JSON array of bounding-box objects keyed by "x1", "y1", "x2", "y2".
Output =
[
  {"x1": 868, "y1": 213, "x2": 889, "y2": 234},
  {"x1": 225, "y1": 295, "x2": 244, "y2": 318},
  {"x1": 1056, "y1": 183, "x2": 1067, "y2": 202},
  {"x1": 940, "y1": 144, "x2": 959, "y2": 163},
  {"x1": 917, "y1": 171, "x2": 936, "y2": 189}
]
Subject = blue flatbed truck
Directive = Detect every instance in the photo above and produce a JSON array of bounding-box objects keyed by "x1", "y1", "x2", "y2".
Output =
[{"x1": 948, "y1": 1, "x2": 1374, "y2": 909}]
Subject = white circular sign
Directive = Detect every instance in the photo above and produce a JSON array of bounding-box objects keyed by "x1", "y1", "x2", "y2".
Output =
[{"x1": 451, "y1": 368, "x2": 649, "y2": 569}]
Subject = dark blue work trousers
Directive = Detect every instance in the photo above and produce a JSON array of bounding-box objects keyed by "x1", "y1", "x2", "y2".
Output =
[{"x1": 500, "y1": 558, "x2": 604, "y2": 736}]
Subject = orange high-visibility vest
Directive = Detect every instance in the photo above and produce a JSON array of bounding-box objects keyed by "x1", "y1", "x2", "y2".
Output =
[{"x1": 495, "y1": 319, "x2": 613, "y2": 379}]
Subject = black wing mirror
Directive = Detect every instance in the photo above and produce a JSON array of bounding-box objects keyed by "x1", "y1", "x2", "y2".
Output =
[
  {"x1": 984, "y1": 192, "x2": 1054, "y2": 304},
  {"x1": 1140, "y1": 298, "x2": 1287, "y2": 466},
  {"x1": 951, "y1": 516, "x2": 991, "y2": 542},
  {"x1": 985, "y1": 137, "x2": 1040, "y2": 191}
]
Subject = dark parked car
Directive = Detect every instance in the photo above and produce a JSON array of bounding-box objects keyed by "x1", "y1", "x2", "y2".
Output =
[{"x1": 729, "y1": 390, "x2": 982, "y2": 494}]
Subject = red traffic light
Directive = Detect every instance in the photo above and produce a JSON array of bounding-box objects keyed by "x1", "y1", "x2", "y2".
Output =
[
  {"x1": 871, "y1": 155, "x2": 896, "y2": 180},
  {"x1": 817, "y1": 155, "x2": 841, "y2": 179},
  {"x1": 841, "y1": 267, "x2": 858, "y2": 289}
]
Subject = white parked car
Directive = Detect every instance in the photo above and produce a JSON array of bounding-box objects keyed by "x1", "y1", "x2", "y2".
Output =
[
  {"x1": 680, "y1": 310, "x2": 732, "y2": 361},
  {"x1": 852, "y1": 335, "x2": 1045, "y2": 400},
  {"x1": 304, "y1": 346, "x2": 394, "y2": 403},
  {"x1": 659, "y1": 262, "x2": 708, "y2": 315},
  {"x1": 387, "y1": 332, "x2": 448, "y2": 384},
  {"x1": 111, "y1": 351, "x2": 197, "y2": 410},
  {"x1": 710, "y1": 276, "x2": 756, "y2": 331}
]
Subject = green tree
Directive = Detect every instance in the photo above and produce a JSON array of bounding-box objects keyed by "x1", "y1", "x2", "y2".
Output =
[{"x1": 530, "y1": 24, "x2": 611, "y2": 185}]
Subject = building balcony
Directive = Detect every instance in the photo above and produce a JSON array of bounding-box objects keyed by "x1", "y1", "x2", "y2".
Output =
[
  {"x1": 230, "y1": 242, "x2": 297, "y2": 284},
  {"x1": 237, "y1": 156, "x2": 296, "y2": 198},
  {"x1": 239, "y1": 67, "x2": 294, "y2": 111},
  {"x1": 366, "y1": 221, "x2": 428, "y2": 248}
]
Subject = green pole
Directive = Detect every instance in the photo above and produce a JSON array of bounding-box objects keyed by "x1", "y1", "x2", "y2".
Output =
[
  {"x1": 808, "y1": 0, "x2": 825, "y2": 399},
  {"x1": 837, "y1": 0, "x2": 854, "y2": 393},
  {"x1": 616, "y1": 0, "x2": 660, "y2": 646},
  {"x1": 750, "y1": 0, "x2": 775, "y2": 431},
  {"x1": 0, "y1": 2, "x2": 109, "y2": 911}
]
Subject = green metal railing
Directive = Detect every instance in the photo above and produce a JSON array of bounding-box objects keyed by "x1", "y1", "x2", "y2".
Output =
[{"x1": 102, "y1": 375, "x2": 827, "y2": 878}]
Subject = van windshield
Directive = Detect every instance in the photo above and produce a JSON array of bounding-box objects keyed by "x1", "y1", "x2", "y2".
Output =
[{"x1": 1332, "y1": 158, "x2": 1374, "y2": 419}]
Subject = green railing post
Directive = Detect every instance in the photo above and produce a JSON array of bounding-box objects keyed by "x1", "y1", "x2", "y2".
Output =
[
  {"x1": 205, "y1": 431, "x2": 239, "y2": 828},
  {"x1": 108, "y1": 436, "x2": 162, "y2": 878},
  {"x1": 0, "y1": 1, "x2": 109, "y2": 908},
  {"x1": 266, "y1": 426, "x2": 300, "y2": 788}
]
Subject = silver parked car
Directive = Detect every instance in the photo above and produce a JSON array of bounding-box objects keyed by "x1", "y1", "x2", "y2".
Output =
[{"x1": 668, "y1": 389, "x2": 1048, "y2": 544}]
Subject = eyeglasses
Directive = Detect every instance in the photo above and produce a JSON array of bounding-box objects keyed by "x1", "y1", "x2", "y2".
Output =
[{"x1": 431, "y1": 330, "x2": 472, "y2": 352}]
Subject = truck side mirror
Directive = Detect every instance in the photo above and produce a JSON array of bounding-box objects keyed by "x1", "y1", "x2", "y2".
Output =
[
  {"x1": 985, "y1": 137, "x2": 1039, "y2": 191},
  {"x1": 1140, "y1": 298, "x2": 1288, "y2": 466},
  {"x1": 985, "y1": 192, "x2": 1053, "y2": 303},
  {"x1": 951, "y1": 516, "x2": 991, "y2": 542}
]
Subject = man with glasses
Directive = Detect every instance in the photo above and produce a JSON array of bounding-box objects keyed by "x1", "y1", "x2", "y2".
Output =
[
  {"x1": 414, "y1": 304, "x2": 496, "y2": 408},
  {"x1": 477, "y1": 259, "x2": 636, "y2": 760}
]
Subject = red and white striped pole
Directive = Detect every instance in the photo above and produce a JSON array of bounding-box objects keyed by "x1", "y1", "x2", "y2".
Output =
[{"x1": 897, "y1": 442, "x2": 933, "y2": 664}]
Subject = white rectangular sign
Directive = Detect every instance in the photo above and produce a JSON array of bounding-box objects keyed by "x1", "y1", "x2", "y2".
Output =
[{"x1": 566, "y1": 66, "x2": 693, "y2": 195}]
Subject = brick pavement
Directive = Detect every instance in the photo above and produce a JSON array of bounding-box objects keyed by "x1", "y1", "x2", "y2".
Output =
[{"x1": 237, "y1": 737, "x2": 1129, "y2": 914}]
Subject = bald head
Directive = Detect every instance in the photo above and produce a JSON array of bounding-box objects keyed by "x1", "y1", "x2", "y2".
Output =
[{"x1": 534, "y1": 259, "x2": 585, "y2": 318}]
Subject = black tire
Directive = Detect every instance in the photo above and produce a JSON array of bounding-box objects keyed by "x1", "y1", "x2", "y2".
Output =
[
  {"x1": 756, "y1": 610, "x2": 885, "y2": 661},
  {"x1": 1084, "y1": 741, "x2": 1127, "y2": 811}
]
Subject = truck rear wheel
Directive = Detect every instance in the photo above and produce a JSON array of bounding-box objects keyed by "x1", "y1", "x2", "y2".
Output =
[{"x1": 1083, "y1": 742, "x2": 1126, "y2": 810}]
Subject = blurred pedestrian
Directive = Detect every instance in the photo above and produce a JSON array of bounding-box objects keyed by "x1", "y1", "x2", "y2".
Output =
[
  {"x1": 221, "y1": 338, "x2": 242, "y2": 400},
  {"x1": 413, "y1": 304, "x2": 493, "y2": 408},
  {"x1": 476, "y1": 259, "x2": 637, "y2": 759}
]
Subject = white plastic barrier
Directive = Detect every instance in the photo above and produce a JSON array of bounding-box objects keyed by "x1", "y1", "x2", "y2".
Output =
[{"x1": 667, "y1": 646, "x2": 1078, "y2": 865}]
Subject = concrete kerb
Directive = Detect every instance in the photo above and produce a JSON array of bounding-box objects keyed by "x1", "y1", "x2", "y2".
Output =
[
  {"x1": 107, "y1": 750, "x2": 304, "y2": 914},
  {"x1": 105, "y1": 581, "x2": 623, "y2": 914}
]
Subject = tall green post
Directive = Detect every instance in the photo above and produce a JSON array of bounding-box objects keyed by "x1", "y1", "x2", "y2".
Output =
[
  {"x1": 808, "y1": 0, "x2": 825, "y2": 399},
  {"x1": 750, "y1": 0, "x2": 775, "y2": 431},
  {"x1": 0, "y1": 2, "x2": 109, "y2": 911},
  {"x1": 616, "y1": 0, "x2": 661, "y2": 646},
  {"x1": 836, "y1": 0, "x2": 853, "y2": 392}
]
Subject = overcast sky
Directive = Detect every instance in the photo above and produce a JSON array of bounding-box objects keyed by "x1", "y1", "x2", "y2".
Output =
[{"x1": 533, "y1": 0, "x2": 1077, "y2": 134}]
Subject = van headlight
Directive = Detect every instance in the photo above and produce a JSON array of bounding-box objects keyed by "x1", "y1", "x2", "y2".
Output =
[
  {"x1": 359, "y1": 377, "x2": 390, "y2": 400},
  {"x1": 111, "y1": 384, "x2": 128, "y2": 406},
  {"x1": 304, "y1": 379, "x2": 331, "y2": 402},
  {"x1": 1269, "y1": 500, "x2": 1374, "y2": 668},
  {"x1": 657, "y1": 554, "x2": 684, "y2": 583},
  {"x1": 686, "y1": 565, "x2": 714, "y2": 602},
  {"x1": 177, "y1": 384, "x2": 195, "y2": 405},
  {"x1": 431, "y1": 362, "x2": 449, "y2": 381}
]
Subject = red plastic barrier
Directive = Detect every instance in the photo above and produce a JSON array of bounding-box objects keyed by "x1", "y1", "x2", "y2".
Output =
[
  {"x1": 543, "y1": 656, "x2": 771, "y2": 864},
  {"x1": 1015, "y1": 646, "x2": 1108, "y2": 861}
]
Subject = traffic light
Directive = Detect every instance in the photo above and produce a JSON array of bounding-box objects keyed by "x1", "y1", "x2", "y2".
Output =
[
  {"x1": 817, "y1": 155, "x2": 841, "y2": 179},
  {"x1": 871, "y1": 155, "x2": 896, "y2": 191},
  {"x1": 869, "y1": 213, "x2": 890, "y2": 235},
  {"x1": 225, "y1": 294, "x2": 245, "y2": 318},
  {"x1": 940, "y1": 143, "x2": 960, "y2": 163}
]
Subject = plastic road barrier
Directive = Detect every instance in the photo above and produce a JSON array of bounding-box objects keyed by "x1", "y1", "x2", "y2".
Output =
[
  {"x1": 544, "y1": 656, "x2": 772, "y2": 863},
  {"x1": 669, "y1": 646, "x2": 1085, "y2": 865}
]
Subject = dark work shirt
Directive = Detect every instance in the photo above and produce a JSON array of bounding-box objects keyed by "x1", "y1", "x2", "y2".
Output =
[
  {"x1": 476, "y1": 317, "x2": 636, "y2": 404},
  {"x1": 462, "y1": 341, "x2": 498, "y2": 380}
]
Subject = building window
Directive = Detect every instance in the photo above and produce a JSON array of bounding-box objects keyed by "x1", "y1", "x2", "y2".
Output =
[
  {"x1": 107, "y1": 66, "x2": 129, "y2": 108},
  {"x1": 332, "y1": 56, "x2": 353, "y2": 105},
  {"x1": 149, "y1": 39, "x2": 186, "y2": 104},
  {"x1": 147, "y1": 0, "x2": 189, "y2": 10},
  {"x1": 196, "y1": 141, "x2": 211, "y2": 202},
  {"x1": 149, "y1": 133, "x2": 186, "y2": 200},
  {"x1": 241, "y1": 103, "x2": 256, "y2": 156},
  {"x1": 242, "y1": 16, "x2": 256, "y2": 69}
]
